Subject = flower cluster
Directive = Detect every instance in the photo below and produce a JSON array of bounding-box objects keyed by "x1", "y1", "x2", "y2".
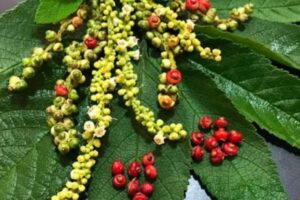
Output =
[
  {"x1": 135, "y1": 0, "x2": 223, "y2": 110},
  {"x1": 201, "y1": 3, "x2": 254, "y2": 31}
]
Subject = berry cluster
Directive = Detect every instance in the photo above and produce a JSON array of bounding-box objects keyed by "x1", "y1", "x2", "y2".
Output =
[
  {"x1": 111, "y1": 152, "x2": 157, "y2": 200},
  {"x1": 191, "y1": 116, "x2": 243, "y2": 165},
  {"x1": 8, "y1": 6, "x2": 88, "y2": 91}
]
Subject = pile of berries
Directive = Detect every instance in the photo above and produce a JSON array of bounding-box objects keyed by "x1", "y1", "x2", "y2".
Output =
[
  {"x1": 111, "y1": 152, "x2": 157, "y2": 200},
  {"x1": 191, "y1": 116, "x2": 243, "y2": 165}
]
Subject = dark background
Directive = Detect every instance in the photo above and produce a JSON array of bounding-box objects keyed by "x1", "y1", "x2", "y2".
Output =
[{"x1": 1, "y1": 1, "x2": 300, "y2": 200}]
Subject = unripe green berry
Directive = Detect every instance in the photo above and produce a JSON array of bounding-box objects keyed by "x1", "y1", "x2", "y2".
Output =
[
  {"x1": 54, "y1": 123, "x2": 65, "y2": 133},
  {"x1": 69, "y1": 138, "x2": 80, "y2": 149},
  {"x1": 58, "y1": 131, "x2": 67, "y2": 140},
  {"x1": 217, "y1": 23, "x2": 227, "y2": 31},
  {"x1": 63, "y1": 118, "x2": 74, "y2": 129},
  {"x1": 16, "y1": 79, "x2": 28, "y2": 91},
  {"x1": 22, "y1": 67, "x2": 35, "y2": 79},
  {"x1": 169, "y1": 86, "x2": 178, "y2": 94},
  {"x1": 53, "y1": 43, "x2": 64, "y2": 52},
  {"x1": 67, "y1": 24, "x2": 75, "y2": 32},
  {"x1": 151, "y1": 37, "x2": 162, "y2": 48},
  {"x1": 54, "y1": 97, "x2": 65, "y2": 108},
  {"x1": 58, "y1": 143, "x2": 70, "y2": 154},
  {"x1": 69, "y1": 89, "x2": 79, "y2": 101},
  {"x1": 70, "y1": 69, "x2": 83, "y2": 82},
  {"x1": 169, "y1": 132, "x2": 180, "y2": 140},
  {"x1": 161, "y1": 59, "x2": 171, "y2": 68},
  {"x1": 45, "y1": 30, "x2": 57, "y2": 42}
]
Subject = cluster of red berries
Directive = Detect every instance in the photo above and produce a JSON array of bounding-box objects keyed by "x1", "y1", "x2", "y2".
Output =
[
  {"x1": 191, "y1": 116, "x2": 243, "y2": 165},
  {"x1": 111, "y1": 152, "x2": 157, "y2": 200},
  {"x1": 185, "y1": 0, "x2": 211, "y2": 13}
]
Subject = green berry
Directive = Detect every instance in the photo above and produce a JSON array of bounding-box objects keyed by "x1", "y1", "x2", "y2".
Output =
[
  {"x1": 58, "y1": 143, "x2": 70, "y2": 154},
  {"x1": 22, "y1": 67, "x2": 35, "y2": 79},
  {"x1": 69, "y1": 138, "x2": 80, "y2": 149},
  {"x1": 45, "y1": 30, "x2": 57, "y2": 42}
]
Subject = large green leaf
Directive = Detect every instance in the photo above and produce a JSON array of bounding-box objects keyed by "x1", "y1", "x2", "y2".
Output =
[
  {"x1": 211, "y1": 0, "x2": 300, "y2": 23},
  {"x1": 0, "y1": 0, "x2": 289, "y2": 200},
  {"x1": 88, "y1": 41, "x2": 288, "y2": 200},
  {"x1": 185, "y1": 36, "x2": 300, "y2": 149},
  {"x1": 35, "y1": 0, "x2": 83, "y2": 24},
  {"x1": 197, "y1": 19, "x2": 300, "y2": 70},
  {"x1": 0, "y1": 0, "x2": 71, "y2": 199}
]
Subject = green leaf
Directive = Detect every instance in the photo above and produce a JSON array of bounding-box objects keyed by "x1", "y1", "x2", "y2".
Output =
[
  {"x1": 35, "y1": 0, "x2": 83, "y2": 24},
  {"x1": 197, "y1": 19, "x2": 300, "y2": 70},
  {"x1": 0, "y1": 0, "x2": 288, "y2": 200},
  {"x1": 0, "y1": 0, "x2": 71, "y2": 199},
  {"x1": 211, "y1": 0, "x2": 300, "y2": 23},
  {"x1": 185, "y1": 36, "x2": 300, "y2": 149},
  {"x1": 88, "y1": 41, "x2": 288, "y2": 200}
]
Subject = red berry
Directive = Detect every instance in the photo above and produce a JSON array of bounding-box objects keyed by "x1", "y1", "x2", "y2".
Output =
[
  {"x1": 127, "y1": 178, "x2": 139, "y2": 196},
  {"x1": 185, "y1": 0, "x2": 199, "y2": 11},
  {"x1": 148, "y1": 15, "x2": 160, "y2": 29},
  {"x1": 84, "y1": 37, "x2": 97, "y2": 49},
  {"x1": 55, "y1": 85, "x2": 68, "y2": 97},
  {"x1": 229, "y1": 130, "x2": 243, "y2": 144},
  {"x1": 214, "y1": 128, "x2": 229, "y2": 142},
  {"x1": 111, "y1": 160, "x2": 125, "y2": 175},
  {"x1": 198, "y1": 0, "x2": 211, "y2": 13},
  {"x1": 223, "y1": 142, "x2": 239, "y2": 157},
  {"x1": 199, "y1": 116, "x2": 213, "y2": 129},
  {"x1": 128, "y1": 162, "x2": 141, "y2": 177},
  {"x1": 214, "y1": 117, "x2": 229, "y2": 128},
  {"x1": 142, "y1": 152, "x2": 155, "y2": 166},
  {"x1": 140, "y1": 182, "x2": 154, "y2": 196},
  {"x1": 112, "y1": 174, "x2": 127, "y2": 189},
  {"x1": 132, "y1": 192, "x2": 148, "y2": 200},
  {"x1": 192, "y1": 146, "x2": 205, "y2": 161},
  {"x1": 166, "y1": 69, "x2": 182, "y2": 85},
  {"x1": 191, "y1": 131, "x2": 205, "y2": 146},
  {"x1": 210, "y1": 147, "x2": 225, "y2": 165},
  {"x1": 205, "y1": 136, "x2": 219, "y2": 151},
  {"x1": 144, "y1": 165, "x2": 157, "y2": 180}
]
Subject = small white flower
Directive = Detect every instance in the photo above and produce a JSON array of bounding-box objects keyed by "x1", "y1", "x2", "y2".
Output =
[
  {"x1": 155, "y1": 7, "x2": 166, "y2": 16},
  {"x1": 154, "y1": 133, "x2": 165, "y2": 145},
  {"x1": 122, "y1": 4, "x2": 134, "y2": 15},
  {"x1": 108, "y1": 77, "x2": 117, "y2": 91},
  {"x1": 117, "y1": 39, "x2": 128, "y2": 49},
  {"x1": 113, "y1": 17, "x2": 120, "y2": 27},
  {"x1": 186, "y1": 19, "x2": 195, "y2": 30},
  {"x1": 94, "y1": 126, "x2": 106, "y2": 138},
  {"x1": 84, "y1": 121, "x2": 95, "y2": 132},
  {"x1": 88, "y1": 105, "x2": 100, "y2": 120},
  {"x1": 130, "y1": 50, "x2": 140, "y2": 61},
  {"x1": 128, "y1": 36, "x2": 139, "y2": 48}
]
